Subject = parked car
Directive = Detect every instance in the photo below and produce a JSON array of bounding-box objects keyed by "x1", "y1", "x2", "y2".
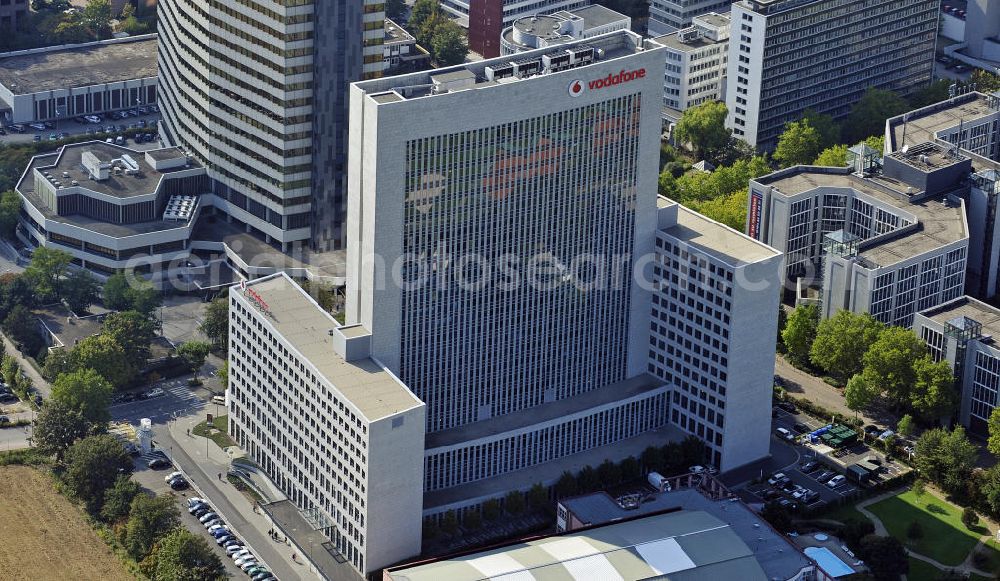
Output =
[
  {"x1": 147, "y1": 387, "x2": 165, "y2": 398},
  {"x1": 252, "y1": 572, "x2": 274, "y2": 581},
  {"x1": 791, "y1": 486, "x2": 811, "y2": 500},
  {"x1": 231, "y1": 549, "x2": 252, "y2": 561},
  {"x1": 777, "y1": 498, "x2": 798, "y2": 510},
  {"x1": 29, "y1": 123, "x2": 46, "y2": 131},
  {"x1": 816, "y1": 470, "x2": 835, "y2": 483},
  {"x1": 147, "y1": 457, "x2": 171, "y2": 470},
  {"x1": 198, "y1": 512, "x2": 219, "y2": 524},
  {"x1": 826, "y1": 475, "x2": 847, "y2": 488},
  {"x1": 192, "y1": 506, "x2": 212, "y2": 518},
  {"x1": 216, "y1": 534, "x2": 235, "y2": 546},
  {"x1": 802, "y1": 490, "x2": 821, "y2": 503},
  {"x1": 0, "y1": 415, "x2": 9, "y2": 424},
  {"x1": 164, "y1": 471, "x2": 183, "y2": 483},
  {"x1": 225, "y1": 543, "x2": 246, "y2": 555},
  {"x1": 776, "y1": 401, "x2": 797, "y2": 413},
  {"x1": 767, "y1": 472, "x2": 788, "y2": 486},
  {"x1": 793, "y1": 422, "x2": 810, "y2": 434},
  {"x1": 203, "y1": 518, "x2": 223, "y2": 529},
  {"x1": 775, "y1": 427, "x2": 795, "y2": 441},
  {"x1": 189, "y1": 504, "x2": 209, "y2": 515},
  {"x1": 169, "y1": 477, "x2": 189, "y2": 490},
  {"x1": 187, "y1": 497, "x2": 207, "y2": 509},
  {"x1": 800, "y1": 460, "x2": 819, "y2": 473},
  {"x1": 239, "y1": 560, "x2": 260, "y2": 572}
]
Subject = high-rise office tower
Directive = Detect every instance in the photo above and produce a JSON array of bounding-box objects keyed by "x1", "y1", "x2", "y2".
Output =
[
  {"x1": 157, "y1": 0, "x2": 383, "y2": 252},
  {"x1": 725, "y1": 0, "x2": 938, "y2": 149}
]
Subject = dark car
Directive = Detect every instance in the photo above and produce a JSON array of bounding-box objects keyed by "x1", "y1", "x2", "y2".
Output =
[
  {"x1": 863, "y1": 425, "x2": 883, "y2": 437},
  {"x1": 816, "y1": 470, "x2": 835, "y2": 483},
  {"x1": 802, "y1": 490, "x2": 821, "y2": 504},
  {"x1": 793, "y1": 422, "x2": 810, "y2": 434},
  {"x1": 800, "y1": 460, "x2": 819, "y2": 473},
  {"x1": 216, "y1": 535, "x2": 235, "y2": 546},
  {"x1": 761, "y1": 489, "x2": 781, "y2": 501},
  {"x1": 192, "y1": 507, "x2": 212, "y2": 518},
  {"x1": 148, "y1": 457, "x2": 171, "y2": 470},
  {"x1": 252, "y1": 572, "x2": 274, "y2": 581},
  {"x1": 777, "y1": 401, "x2": 797, "y2": 413},
  {"x1": 222, "y1": 539, "x2": 242, "y2": 549},
  {"x1": 777, "y1": 498, "x2": 798, "y2": 511},
  {"x1": 169, "y1": 477, "x2": 189, "y2": 490}
]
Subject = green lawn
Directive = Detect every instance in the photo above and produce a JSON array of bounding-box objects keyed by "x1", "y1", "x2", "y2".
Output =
[
  {"x1": 906, "y1": 557, "x2": 944, "y2": 581},
  {"x1": 820, "y1": 502, "x2": 873, "y2": 527},
  {"x1": 192, "y1": 414, "x2": 236, "y2": 450},
  {"x1": 868, "y1": 490, "x2": 985, "y2": 566}
]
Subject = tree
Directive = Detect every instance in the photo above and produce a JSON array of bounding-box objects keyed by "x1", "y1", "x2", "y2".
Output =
[
  {"x1": 801, "y1": 109, "x2": 840, "y2": 150},
  {"x1": 555, "y1": 471, "x2": 578, "y2": 498},
  {"x1": 3, "y1": 304, "x2": 44, "y2": 355},
  {"x1": 1, "y1": 354, "x2": 17, "y2": 389},
  {"x1": 100, "y1": 475, "x2": 142, "y2": 523},
  {"x1": 102, "y1": 272, "x2": 131, "y2": 311},
  {"x1": 33, "y1": 399, "x2": 92, "y2": 460},
  {"x1": 597, "y1": 459, "x2": 622, "y2": 488},
  {"x1": 145, "y1": 527, "x2": 226, "y2": 581},
  {"x1": 814, "y1": 144, "x2": 850, "y2": 167},
  {"x1": 102, "y1": 310, "x2": 156, "y2": 371},
  {"x1": 844, "y1": 374, "x2": 877, "y2": 417},
  {"x1": 862, "y1": 327, "x2": 927, "y2": 405},
  {"x1": 41, "y1": 347, "x2": 74, "y2": 380},
  {"x1": 897, "y1": 414, "x2": 915, "y2": 439},
  {"x1": 385, "y1": 0, "x2": 406, "y2": 19},
  {"x1": 200, "y1": 298, "x2": 228, "y2": 350},
  {"x1": 462, "y1": 509, "x2": 482, "y2": 530},
  {"x1": 0, "y1": 190, "x2": 20, "y2": 238},
  {"x1": 675, "y1": 101, "x2": 731, "y2": 161},
  {"x1": 906, "y1": 520, "x2": 923, "y2": 541},
  {"x1": 577, "y1": 465, "x2": 599, "y2": 491},
  {"x1": 24, "y1": 246, "x2": 71, "y2": 302},
  {"x1": 962, "y1": 507, "x2": 979, "y2": 529},
  {"x1": 63, "y1": 434, "x2": 133, "y2": 513},
  {"x1": 688, "y1": 189, "x2": 748, "y2": 230},
  {"x1": 62, "y1": 269, "x2": 101, "y2": 313},
  {"x1": 858, "y1": 534, "x2": 908, "y2": 581},
  {"x1": 910, "y1": 356, "x2": 956, "y2": 423},
  {"x1": 640, "y1": 445, "x2": 664, "y2": 473},
  {"x1": 909, "y1": 79, "x2": 952, "y2": 109},
  {"x1": 914, "y1": 426, "x2": 978, "y2": 496},
  {"x1": 504, "y1": 490, "x2": 525, "y2": 515},
  {"x1": 526, "y1": 483, "x2": 548, "y2": 511},
  {"x1": 843, "y1": 88, "x2": 909, "y2": 144},
  {"x1": 761, "y1": 502, "x2": 793, "y2": 532},
  {"x1": 774, "y1": 119, "x2": 823, "y2": 168},
  {"x1": 218, "y1": 360, "x2": 229, "y2": 391},
  {"x1": 408, "y1": 0, "x2": 436, "y2": 31},
  {"x1": 72, "y1": 334, "x2": 133, "y2": 389},
  {"x1": 971, "y1": 69, "x2": 1000, "y2": 93},
  {"x1": 782, "y1": 304, "x2": 819, "y2": 367},
  {"x1": 176, "y1": 341, "x2": 211, "y2": 380},
  {"x1": 981, "y1": 464, "x2": 1000, "y2": 516},
  {"x1": 619, "y1": 455, "x2": 640, "y2": 481},
  {"x1": 51, "y1": 368, "x2": 113, "y2": 425},
  {"x1": 81, "y1": 0, "x2": 112, "y2": 39},
  {"x1": 125, "y1": 278, "x2": 161, "y2": 318},
  {"x1": 482, "y1": 498, "x2": 502, "y2": 520},
  {"x1": 810, "y1": 310, "x2": 883, "y2": 381},
  {"x1": 124, "y1": 493, "x2": 181, "y2": 560},
  {"x1": 838, "y1": 518, "x2": 876, "y2": 551},
  {"x1": 430, "y1": 21, "x2": 467, "y2": 66}
]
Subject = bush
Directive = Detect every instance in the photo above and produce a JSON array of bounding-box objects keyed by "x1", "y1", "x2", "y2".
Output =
[
  {"x1": 962, "y1": 507, "x2": 979, "y2": 529},
  {"x1": 906, "y1": 520, "x2": 923, "y2": 540}
]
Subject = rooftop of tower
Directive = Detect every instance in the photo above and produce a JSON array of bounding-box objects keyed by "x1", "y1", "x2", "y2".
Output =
[
  {"x1": 0, "y1": 35, "x2": 157, "y2": 95},
  {"x1": 237, "y1": 273, "x2": 423, "y2": 422},
  {"x1": 918, "y1": 295, "x2": 1000, "y2": 339},
  {"x1": 658, "y1": 198, "x2": 780, "y2": 265},
  {"x1": 355, "y1": 29, "x2": 656, "y2": 103}
]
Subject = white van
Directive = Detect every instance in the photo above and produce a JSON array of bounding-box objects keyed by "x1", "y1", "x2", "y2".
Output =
[
  {"x1": 211, "y1": 395, "x2": 226, "y2": 406},
  {"x1": 775, "y1": 427, "x2": 795, "y2": 441}
]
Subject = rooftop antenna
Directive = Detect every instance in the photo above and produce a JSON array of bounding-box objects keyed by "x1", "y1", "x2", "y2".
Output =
[{"x1": 901, "y1": 112, "x2": 908, "y2": 149}]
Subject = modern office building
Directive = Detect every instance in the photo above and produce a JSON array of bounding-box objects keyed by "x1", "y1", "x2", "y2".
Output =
[
  {"x1": 500, "y1": 5, "x2": 630, "y2": 56},
  {"x1": 0, "y1": 35, "x2": 158, "y2": 125},
  {"x1": 384, "y1": 19, "x2": 431, "y2": 73},
  {"x1": 748, "y1": 141, "x2": 969, "y2": 328},
  {"x1": 228, "y1": 272, "x2": 426, "y2": 576},
  {"x1": 653, "y1": 12, "x2": 730, "y2": 124},
  {"x1": 15, "y1": 142, "x2": 208, "y2": 276},
  {"x1": 648, "y1": 0, "x2": 732, "y2": 36},
  {"x1": 459, "y1": 0, "x2": 589, "y2": 58},
  {"x1": 156, "y1": 0, "x2": 384, "y2": 253},
  {"x1": 650, "y1": 198, "x2": 782, "y2": 469},
  {"x1": 915, "y1": 296, "x2": 1000, "y2": 436},
  {"x1": 725, "y1": 0, "x2": 938, "y2": 149}
]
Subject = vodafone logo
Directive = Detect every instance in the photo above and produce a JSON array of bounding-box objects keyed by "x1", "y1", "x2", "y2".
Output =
[
  {"x1": 568, "y1": 68, "x2": 647, "y2": 98},
  {"x1": 568, "y1": 79, "x2": 584, "y2": 98}
]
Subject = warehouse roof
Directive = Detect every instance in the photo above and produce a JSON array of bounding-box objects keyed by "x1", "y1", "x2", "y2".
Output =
[
  {"x1": 238, "y1": 273, "x2": 423, "y2": 422},
  {"x1": 0, "y1": 35, "x2": 157, "y2": 95},
  {"x1": 385, "y1": 510, "x2": 770, "y2": 581}
]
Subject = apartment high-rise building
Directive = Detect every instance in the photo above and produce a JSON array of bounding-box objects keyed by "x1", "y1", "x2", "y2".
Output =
[
  {"x1": 157, "y1": 0, "x2": 384, "y2": 253},
  {"x1": 648, "y1": 0, "x2": 732, "y2": 36},
  {"x1": 725, "y1": 0, "x2": 938, "y2": 149}
]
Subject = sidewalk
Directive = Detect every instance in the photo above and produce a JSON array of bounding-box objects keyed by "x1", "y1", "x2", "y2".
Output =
[{"x1": 159, "y1": 413, "x2": 310, "y2": 581}]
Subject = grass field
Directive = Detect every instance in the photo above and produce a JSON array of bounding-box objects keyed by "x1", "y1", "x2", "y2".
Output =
[
  {"x1": 868, "y1": 489, "x2": 986, "y2": 566},
  {"x1": 193, "y1": 414, "x2": 236, "y2": 449},
  {"x1": 906, "y1": 557, "x2": 944, "y2": 581},
  {"x1": 0, "y1": 466, "x2": 132, "y2": 580}
]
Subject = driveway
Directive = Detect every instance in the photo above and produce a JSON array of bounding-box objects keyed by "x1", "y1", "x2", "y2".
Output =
[{"x1": 773, "y1": 355, "x2": 890, "y2": 427}]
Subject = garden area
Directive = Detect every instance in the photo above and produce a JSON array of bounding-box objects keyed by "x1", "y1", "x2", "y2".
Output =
[{"x1": 193, "y1": 414, "x2": 235, "y2": 450}]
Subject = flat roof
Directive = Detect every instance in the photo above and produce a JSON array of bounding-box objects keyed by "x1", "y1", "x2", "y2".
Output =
[
  {"x1": 756, "y1": 168, "x2": 967, "y2": 266},
  {"x1": 919, "y1": 295, "x2": 1000, "y2": 339},
  {"x1": 35, "y1": 305, "x2": 102, "y2": 348},
  {"x1": 652, "y1": 30, "x2": 722, "y2": 52},
  {"x1": 387, "y1": 510, "x2": 769, "y2": 581},
  {"x1": 241, "y1": 273, "x2": 421, "y2": 422},
  {"x1": 384, "y1": 18, "x2": 415, "y2": 44},
  {"x1": 22, "y1": 142, "x2": 199, "y2": 200},
  {"x1": 888, "y1": 93, "x2": 997, "y2": 152},
  {"x1": 425, "y1": 373, "x2": 665, "y2": 449},
  {"x1": 0, "y1": 36, "x2": 157, "y2": 94},
  {"x1": 659, "y1": 198, "x2": 781, "y2": 265},
  {"x1": 569, "y1": 4, "x2": 629, "y2": 28},
  {"x1": 560, "y1": 489, "x2": 814, "y2": 581}
]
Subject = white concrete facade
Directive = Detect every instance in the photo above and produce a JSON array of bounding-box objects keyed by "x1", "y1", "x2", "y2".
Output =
[
  {"x1": 654, "y1": 12, "x2": 729, "y2": 119},
  {"x1": 647, "y1": 0, "x2": 731, "y2": 36},
  {"x1": 650, "y1": 199, "x2": 782, "y2": 471},
  {"x1": 228, "y1": 273, "x2": 426, "y2": 576}
]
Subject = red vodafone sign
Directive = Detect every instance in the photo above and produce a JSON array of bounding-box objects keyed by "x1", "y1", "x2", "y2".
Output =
[{"x1": 568, "y1": 68, "x2": 647, "y2": 97}]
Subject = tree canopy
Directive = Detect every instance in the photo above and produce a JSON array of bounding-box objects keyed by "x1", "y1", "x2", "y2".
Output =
[
  {"x1": 33, "y1": 398, "x2": 94, "y2": 460},
  {"x1": 782, "y1": 305, "x2": 819, "y2": 367},
  {"x1": 200, "y1": 298, "x2": 228, "y2": 350},
  {"x1": 144, "y1": 527, "x2": 226, "y2": 581},
  {"x1": 914, "y1": 426, "x2": 978, "y2": 497},
  {"x1": 124, "y1": 494, "x2": 180, "y2": 560},
  {"x1": 861, "y1": 327, "x2": 927, "y2": 405},
  {"x1": 810, "y1": 310, "x2": 883, "y2": 381},
  {"x1": 102, "y1": 310, "x2": 157, "y2": 372},
  {"x1": 674, "y1": 101, "x2": 731, "y2": 161},
  {"x1": 842, "y1": 88, "x2": 909, "y2": 144},
  {"x1": 24, "y1": 246, "x2": 71, "y2": 302},
  {"x1": 844, "y1": 374, "x2": 877, "y2": 416},
  {"x1": 774, "y1": 119, "x2": 823, "y2": 168},
  {"x1": 72, "y1": 334, "x2": 133, "y2": 389},
  {"x1": 0, "y1": 190, "x2": 20, "y2": 238},
  {"x1": 64, "y1": 434, "x2": 133, "y2": 513},
  {"x1": 51, "y1": 368, "x2": 113, "y2": 424},
  {"x1": 176, "y1": 341, "x2": 211, "y2": 379},
  {"x1": 910, "y1": 356, "x2": 956, "y2": 423}
]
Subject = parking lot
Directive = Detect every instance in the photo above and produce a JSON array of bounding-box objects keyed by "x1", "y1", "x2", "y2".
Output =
[{"x1": 0, "y1": 108, "x2": 161, "y2": 146}]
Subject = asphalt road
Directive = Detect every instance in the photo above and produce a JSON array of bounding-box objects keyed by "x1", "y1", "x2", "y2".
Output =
[{"x1": 0, "y1": 113, "x2": 161, "y2": 146}]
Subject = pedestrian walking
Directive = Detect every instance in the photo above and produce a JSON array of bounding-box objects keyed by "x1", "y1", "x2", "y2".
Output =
[{"x1": 218, "y1": 472, "x2": 222, "y2": 480}]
